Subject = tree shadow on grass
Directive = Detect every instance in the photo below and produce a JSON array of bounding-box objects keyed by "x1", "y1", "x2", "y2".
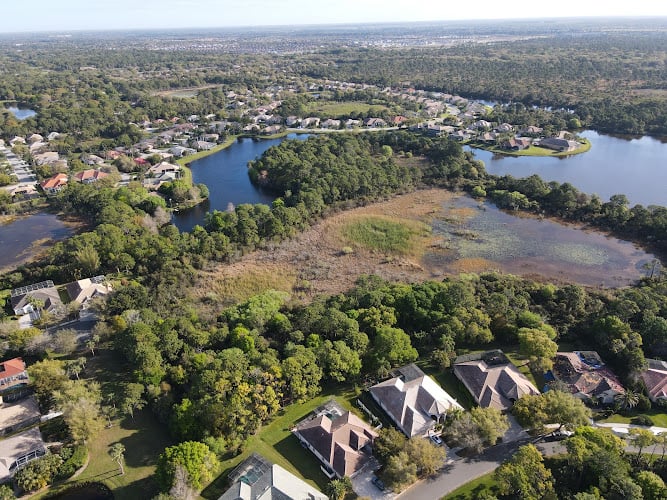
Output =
[{"x1": 110, "y1": 476, "x2": 159, "y2": 500}]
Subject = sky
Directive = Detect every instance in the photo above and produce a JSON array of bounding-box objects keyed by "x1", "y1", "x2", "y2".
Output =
[{"x1": 2, "y1": 0, "x2": 667, "y2": 33}]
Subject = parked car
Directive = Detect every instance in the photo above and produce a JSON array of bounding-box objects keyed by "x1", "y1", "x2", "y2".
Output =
[
  {"x1": 544, "y1": 429, "x2": 573, "y2": 442},
  {"x1": 371, "y1": 475, "x2": 387, "y2": 491},
  {"x1": 430, "y1": 434, "x2": 444, "y2": 446}
]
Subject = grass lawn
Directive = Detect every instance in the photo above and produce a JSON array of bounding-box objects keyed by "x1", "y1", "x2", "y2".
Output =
[
  {"x1": 304, "y1": 101, "x2": 387, "y2": 117},
  {"x1": 596, "y1": 410, "x2": 667, "y2": 428},
  {"x1": 35, "y1": 350, "x2": 173, "y2": 500},
  {"x1": 442, "y1": 471, "x2": 500, "y2": 499},
  {"x1": 469, "y1": 139, "x2": 591, "y2": 157},
  {"x1": 201, "y1": 386, "x2": 364, "y2": 499},
  {"x1": 418, "y1": 362, "x2": 476, "y2": 410}
]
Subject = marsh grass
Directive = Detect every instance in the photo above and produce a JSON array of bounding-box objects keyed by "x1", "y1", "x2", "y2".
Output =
[{"x1": 340, "y1": 216, "x2": 428, "y2": 255}]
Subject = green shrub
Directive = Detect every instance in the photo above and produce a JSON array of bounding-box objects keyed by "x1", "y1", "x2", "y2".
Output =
[
  {"x1": 631, "y1": 415, "x2": 655, "y2": 426},
  {"x1": 57, "y1": 444, "x2": 87, "y2": 480},
  {"x1": 637, "y1": 394, "x2": 652, "y2": 412}
]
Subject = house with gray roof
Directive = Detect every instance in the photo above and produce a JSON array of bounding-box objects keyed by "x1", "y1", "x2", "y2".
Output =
[
  {"x1": 370, "y1": 364, "x2": 462, "y2": 437},
  {"x1": 292, "y1": 400, "x2": 377, "y2": 479},
  {"x1": 219, "y1": 453, "x2": 327, "y2": 500},
  {"x1": 641, "y1": 359, "x2": 667, "y2": 403},
  {"x1": 453, "y1": 350, "x2": 539, "y2": 411}
]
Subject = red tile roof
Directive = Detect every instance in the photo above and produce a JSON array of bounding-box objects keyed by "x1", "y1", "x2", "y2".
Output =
[
  {"x1": 40, "y1": 173, "x2": 68, "y2": 190},
  {"x1": 0, "y1": 358, "x2": 26, "y2": 380}
]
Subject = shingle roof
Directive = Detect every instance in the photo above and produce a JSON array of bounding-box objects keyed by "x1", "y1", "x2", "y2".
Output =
[
  {"x1": 293, "y1": 401, "x2": 377, "y2": 478},
  {"x1": 641, "y1": 359, "x2": 667, "y2": 402},
  {"x1": 454, "y1": 355, "x2": 540, "y2": 411},
  {"x1": 552, "y1": 352, "x2": 624, "y2": 398},
  {"x1": 370, "y1": 364, "x2": 462, "y2": 437}
]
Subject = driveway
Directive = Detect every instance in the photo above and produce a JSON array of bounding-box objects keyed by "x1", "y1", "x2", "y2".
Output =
[{"x1": 351, "y1": 457, "x2": 396, "y2": 500}]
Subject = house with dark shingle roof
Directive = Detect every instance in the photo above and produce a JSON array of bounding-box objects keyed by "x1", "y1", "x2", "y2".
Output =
[
  {"x1": 370, "y1": 364, "x2": 462, "y2": 437},
  {"x1": 453, "y1": 350, "x2": 540, "y2": 411},
  {"x1": 641, "y1": 359, "x2": 667, "y2": 402},
  {"x1": 292, "y1": 400, "x2": 377, "y2": 479},
  {"x1": 551, "y1": 351, "x2": 624, "y2": 404}
]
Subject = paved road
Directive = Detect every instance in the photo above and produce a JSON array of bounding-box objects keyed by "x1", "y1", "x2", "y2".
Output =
[{"x1": 0, "y1": 146, "x2": 37, "y2": 185}]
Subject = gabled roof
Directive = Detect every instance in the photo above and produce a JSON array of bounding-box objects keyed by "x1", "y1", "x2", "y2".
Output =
[
  {"x1": 0, "y1": 358, "x2": 26, "y2": 381},
  {"x1": 641, "y1": 359, "x2": 667, "y2": 401},
  {"x1": 73, "y1": 169, "x2": 108, "y2": 182},
  {"x1": 66, "y1": 276, "x2": 111, "y2": 306},
  {"x1": 370, "y1": 364, "x2": 462, "y2": 437},
  {"x1": 293, "y1": 401, "x2": 377, "y2": 478},
  {"x1": 40, "y1": 173, "x2": 68, "y2": 190},
  {"x1": 552, "y1": 352, "x2": 624, "y2": 399},
  {"x1": 454, "y1": 352, "x2": 540, "y2": 411},
  {"x1": 219, "y1": 454, "x2": 327, "y2": 500}
]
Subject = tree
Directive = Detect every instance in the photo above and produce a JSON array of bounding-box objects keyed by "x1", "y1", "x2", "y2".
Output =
[
  {"x1": 55, "y1": 381, "x2": 104, "y2": 444},
  {"x1": 120, "y1": 382, "x2": 146, "y2": 419},
  {"x1": 494, "y1": 444, "x2": 555, "y2": 500},
  {"x1": 405, "y1": 438, "x2": 446, "y2": 476},
  {"x1": 281, "y1": 346, "x2": 322, "y2": 402},
  {"x1": 518, "y1": 327, "x2": 558, "y2": 373},
  {"x1": 156, "y1": 441, "x2": 219, "y2": 492},
  {"x1": 615, "y1": 390, "x2": 640, "y2": 411},
  {"x1": 52, "y1": 328, "x2": 78, "y2": 355},
  {"x1": 0, "y1": 484, "x2": 14, "y2": 500},
  {"x1": 370, "y1": 325, "x2": 418, "y2": 372},
  {"x1": 109, "y1": 443, "x2": 126, "y2": 475},
  {"x1": 74, "y1": 244, "x2": 100, "y2": 276},
  {"x1": 326, "y1": 477, "x2": 353, "y2": 500},
  {"x1": 28, "y1": 359, "x2": 68, "y2": 411},
  {"x1": 635, "y1": 471, "x2": 667, "y2": 500},
  {"x1": 374, "y1": 427, "x2": 407, "y2": 464},
  {"x1": 445, "y1": 411, "x2": 485, "y2": 453},
  {"x1": 628, "y1": 428, "x2": 656, "y2": 465},
  {"x1": 66, "y1": 357, "x2": 87, "y2": 380},
  {"x1": 383, "y1": 451, "x2": 417, "y2": 492},
  {"x1": 14, "y1": 454, "x2": 63, "y2": 493},
  {"x1": 513, "y1": 390, "x2": 591, "y2": 433},
  {"x1": 86, "y1": 334, "x2": 100, "y2": 356},
  {"x1": 470, "y1": 406, "x2": 510, "y2": 446}
]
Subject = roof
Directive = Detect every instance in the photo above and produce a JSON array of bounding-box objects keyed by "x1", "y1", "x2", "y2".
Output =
[
  {"x1": 293, "y1": 400, "x2": 377, "y2": 478},
  {"x1": 0, "y1": 427, "x2": 46, "y2": 482},
  {"x1": 552, "y1": 352, "x2": 625, "y2": 398},
  {"x1": 370, "y1": 364, "x2": 462, "y2": 437},
  {"x1": 73, "y1": 169, "x2": 108, "y2": 182},
  {"x1": 39, "y1": 173, "x2": 68, "y2": 190},
  {"x1": 11, "y1": 283, "x2": 63, "y2": 316},
  {"x1": 641, "y1": 359, "x2": 667, "y2": 401},
  {"x1": 0, "y1": 359, "x2": 26, "y2": 381},
  {"x1": 454, "y1": 352, "x2": 540, "y2": 411},
  {"x1": 219, "y1": 454, "x2": 327, "y2": 500},
  {"x1": 66, "y1": 276, "x2": 111, "y2": 306}
]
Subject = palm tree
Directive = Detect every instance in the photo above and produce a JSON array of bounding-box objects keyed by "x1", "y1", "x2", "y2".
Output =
[
  {"x1": 615, "y1": 390, "x2": 639, "y2": 411},
  {"x1": 109, "y1": 443, "x2": 125, "y2": 475}
]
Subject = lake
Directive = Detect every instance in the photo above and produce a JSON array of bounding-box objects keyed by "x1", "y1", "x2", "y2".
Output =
[
  {"x1": 0, "y1": 213, "x2": 74, "y2": 272},
  {"x1": 6, "y1": 106, "x2": 37, "y2": 120},
  {"x1": 467, "y1": 130, "x2": 667, "y2": 207},
  {"x1": 172, "y1": 134, "x2": 309, "y2": 232},
  {"x1": 426, "y1": 194, "x2": 656, "y2": 287}
]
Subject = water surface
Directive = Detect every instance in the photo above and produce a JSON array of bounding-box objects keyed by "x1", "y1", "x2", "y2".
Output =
[
  {"x1": 0, "y1": 213, "x2": 73, "y2": 271},
  {"x1": 467, "y1": 130, "x2": 667, "y2": 207},
  {"x1": 6, "y1": 106, "x2": 37, "y2": 120}
]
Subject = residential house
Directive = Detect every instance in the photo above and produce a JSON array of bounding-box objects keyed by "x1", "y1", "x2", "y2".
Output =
[
  {"x1": 66, "y1": 275, "x2": 112, "y2": 309},
  {"x1": 393, "y1": 116, "x2": 408, "y2": 126},
  {"x1": 538, "y1": 137, "x2": 579, "y2": 152},
  {"x1": 46, "y1": 132, "x2": 61, "y2": 141},
  {"x1": 73, "y1": 169, "x2": 108, "y2": 184},
  {"x1": 449, "y1": 130, "x2": 471, "y2": 142},
  {"x1": 453, "y1": 350, "x2": 540, "y2": 411},
  {"x1": 364, "y1": 118, "x2": 387, "y2": 128},
  {"x1": 82, "y1": 154, "x2": 105, "y2": 166},
  {"x1": 0, "y1": 427, "x2": 46, "y2": 483},
  {"x1": 370, "y1": 364, "x2": 462, "y2": 438},
  {"x1": 147, "y1": 162, "x2": 181, "y2": 178},
  {"x1": 26, "y1": 134, "x2": 44, "y2": 144},
  {"x1": 501, "y1": 138, "x2": 530, "y2": 151},
  {"x1": 9, "y1": 184, "x2": 38, "y2": 200},
  {"x1": 641, "y1": 359, "x2": 667, "y2": 402},
  {"x1": 321, "y1": 119, "x2": 341, "y2": 129},
  {"x1": 472, "y1": 120, "x2": 492, "y2": 130},
  {"x1": 261, "y1": 125, "x2": 283, "y2": 135},
  {"x1": 33, "y1": 151, "x2": 59, "y2": 166},
  {"x1": 285, "y1": 116, "x2": 301, "y2": 127},
  {"x1": 192, "y1": 141, "x2": 216, "y2": 151},
  {"x1": 519, "y1": 125, "x2": 543, "y2": 136},
  {"x1": 292, "y1": 400, "x2": 377, "y2": 479},
  {"x1": 8, "y1": 137, "x2": 26, "y2": 146},
  {"x1": 39, "y1": 173, "x2": 68, "y2": 195},
  {"x1": 480, "y1": 132, "x2": 498, "y2": 143},
  {"x1": 495, "y1": 123, "x2": 514, "y2": 133},
  {"x1": 169, "y1": 146, "x2": 195, "y2": 158},
  {"x1": 10, "y1": 281, "x2": 64, "y2": 319},
  {"x1": 301, "y1": 117, "x2": 320, "y2": 128},
  {"x1": 219, "y1": 454, "x2": 327, "y2": 500},
  {"x1": 550, "y1": 351, "x2": 624, "y2": 404},
  {"x1": 0, "y1": 359, "x2": 28, "y2": 392}
]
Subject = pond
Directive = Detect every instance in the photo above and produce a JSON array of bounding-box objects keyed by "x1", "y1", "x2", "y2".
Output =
[
  {"x1": 426, "y1": 194, "x2": 657, "y2": 287},
  {"x1": 6, "y1": 106, "x2": 37, "y2": 120},
  {"x1": 466, "y1": 130, "x2": 667, "y2": 207},
  {"x1": 172, "y1": 134, "x2": 309, "y2": 232},
  {"x1": 0, "y1": 213, "x2": 74, "y2": 272}
]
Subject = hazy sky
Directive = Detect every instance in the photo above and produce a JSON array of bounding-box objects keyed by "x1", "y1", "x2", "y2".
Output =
[{"x1": 3, "y1": 0, "x2": 667, "y2": 32}]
